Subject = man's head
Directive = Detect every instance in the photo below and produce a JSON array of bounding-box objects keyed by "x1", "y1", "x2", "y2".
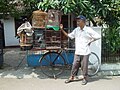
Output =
[{"x1": 76, "y1": 15, "x2": 86, "y2": 29}]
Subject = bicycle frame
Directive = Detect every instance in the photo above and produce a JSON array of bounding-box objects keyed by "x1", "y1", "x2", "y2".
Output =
[{"x1": 52, "y1": 48, "x2": 75, "y2": 65}]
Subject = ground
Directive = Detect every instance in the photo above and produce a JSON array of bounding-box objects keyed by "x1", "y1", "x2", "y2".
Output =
[
  {"x1": 0, "y1": 47, "x2": 120, "y2": 90},
  {"x1": 0, "y1": 76, "x2": 120, "y2": 90}
]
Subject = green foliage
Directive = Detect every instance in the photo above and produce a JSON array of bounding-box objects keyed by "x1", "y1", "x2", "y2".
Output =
[
  {"x1": 102, "y1": 26, "x2": 120, "y2": 53},
  {"x1": 0, "y1": 0, "x2": 16, "y2": 19},
  {"x1": 37, "y1": 0, "x2": 76, "y2": 14},
  {"x1": 100, "y1": 0, "x2": 120, "y2": 53},
  {"x1": 0, "y1": 0, "x2": 38, "y2": 19}
]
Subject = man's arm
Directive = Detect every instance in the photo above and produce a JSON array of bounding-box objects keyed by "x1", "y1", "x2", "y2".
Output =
[
  {"x1": 88, "y1": 38, "x2": 100, "y2": 46},
  {"x1": 88, "y1": 28, "x2": 101, "y2": 45}
]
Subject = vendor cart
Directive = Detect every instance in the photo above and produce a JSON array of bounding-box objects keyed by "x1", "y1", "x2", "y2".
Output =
[
  {"x1": 17, "y1": 10, "x2": 100, "y2": 78},
  {"x1": 16, "y1": 10, "x2": 68, "y2": 67}
]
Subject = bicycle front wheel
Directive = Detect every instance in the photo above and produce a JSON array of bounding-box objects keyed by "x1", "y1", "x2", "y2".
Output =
[
  {"x1": 88, "y1": 52, "x2": 100, "y2": 76},
  {"x1": 39, "y1": 52, "x2": 66, "y2": 78}
]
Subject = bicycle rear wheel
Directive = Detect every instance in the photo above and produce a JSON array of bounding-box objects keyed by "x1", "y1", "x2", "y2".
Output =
[
  {"x1": 39, "y1": 52, "x2": 66, "y2": 78},
  {"x1": 88, "y1": 52, "x2": 100, "y2": 76}
]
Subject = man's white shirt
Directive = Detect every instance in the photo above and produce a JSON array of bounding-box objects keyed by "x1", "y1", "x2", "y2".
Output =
[{"x1": 68, "y1": 26, "x2": 101, "y2": 55}]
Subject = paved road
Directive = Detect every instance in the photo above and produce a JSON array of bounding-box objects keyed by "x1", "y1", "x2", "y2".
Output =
[{"x1": 0, "y1": 76, "x2": 120, "y2": 90}]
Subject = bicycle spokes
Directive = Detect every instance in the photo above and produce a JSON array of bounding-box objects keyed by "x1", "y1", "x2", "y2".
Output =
[
  {"x1": 88, "y1": 52, "x2": 100, "y2": 76},
  {"x1": 40, "y1": 52, "x2": 66, "y2": 78}
]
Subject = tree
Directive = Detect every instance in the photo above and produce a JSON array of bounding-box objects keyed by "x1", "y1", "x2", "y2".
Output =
[
  {"x1": 37, "y1": 0, "x2": 120, "y2": 26},
  {"x1": 37, "y1": 0, "x2": 95, "y2": 24},
  {"x1": 0, "y1": 0, "x2": 38, "y2": 19}
]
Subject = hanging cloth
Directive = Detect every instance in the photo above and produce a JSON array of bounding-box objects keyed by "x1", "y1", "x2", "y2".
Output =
[{"x1": 17, "y1": 21, "x2": 34, "y2": 36}]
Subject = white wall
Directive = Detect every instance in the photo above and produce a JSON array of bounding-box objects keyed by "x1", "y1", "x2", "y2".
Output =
[
  {"x1": 3, "y1": 17, "x2": 19, "y2": 46},
  {"x1": 90, "y1": 27, "x2": 101, "y2": 63}
]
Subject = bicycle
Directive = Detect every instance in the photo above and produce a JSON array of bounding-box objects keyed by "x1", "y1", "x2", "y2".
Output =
[{"x1": 39, "y1": 48, "x2": 100, "y2": 78}]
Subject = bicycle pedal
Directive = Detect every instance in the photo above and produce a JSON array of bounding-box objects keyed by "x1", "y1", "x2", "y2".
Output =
[{"x1": 53, "y1": 75, "x2": 57, "y2": 79}]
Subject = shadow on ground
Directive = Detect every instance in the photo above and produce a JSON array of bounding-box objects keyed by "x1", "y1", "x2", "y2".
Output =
[{"x1": 0, "y1": 47, "x2": 114, "y2": 84}]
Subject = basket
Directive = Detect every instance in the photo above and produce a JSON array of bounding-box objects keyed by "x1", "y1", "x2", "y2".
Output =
[{"x1": 32, "y1": 10, "x2": 47, "y2": 28}]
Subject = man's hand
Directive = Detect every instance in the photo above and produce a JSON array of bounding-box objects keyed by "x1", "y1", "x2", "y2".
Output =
[
  {"x1": 88, "y1": 39, "x2": 95, "y2": 46},
  {"x1": 59, "y1": 24, "x2": 68, "y2": 38},
  {"x1": 60, "y1": 24, "x2": 63, "y2": 30},
  {"x1": 88, "y1": 38, "x2": 98, "y2": 46}
]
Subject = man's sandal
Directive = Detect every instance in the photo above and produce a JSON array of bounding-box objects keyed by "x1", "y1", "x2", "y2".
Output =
[{"x1": 65, "y1": 79, "x2": 74, "y2": 84}]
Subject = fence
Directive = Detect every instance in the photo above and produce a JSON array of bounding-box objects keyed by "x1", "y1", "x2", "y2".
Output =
[
  {"x1": 102, "y1": 48, "x2": 120, "y2": 63},
  {"x1": 101, "y1": 28, "x2": 120, "y2": 63}
]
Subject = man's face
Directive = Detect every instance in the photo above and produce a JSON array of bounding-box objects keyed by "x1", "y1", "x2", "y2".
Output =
[{"x1": 76, "y1": 19, "x2": 85, "y2": 27}]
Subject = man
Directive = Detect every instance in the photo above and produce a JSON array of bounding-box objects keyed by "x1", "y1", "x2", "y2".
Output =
[{"x1": 60, "y1": 15, "x2": 101, "y2": 85}]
